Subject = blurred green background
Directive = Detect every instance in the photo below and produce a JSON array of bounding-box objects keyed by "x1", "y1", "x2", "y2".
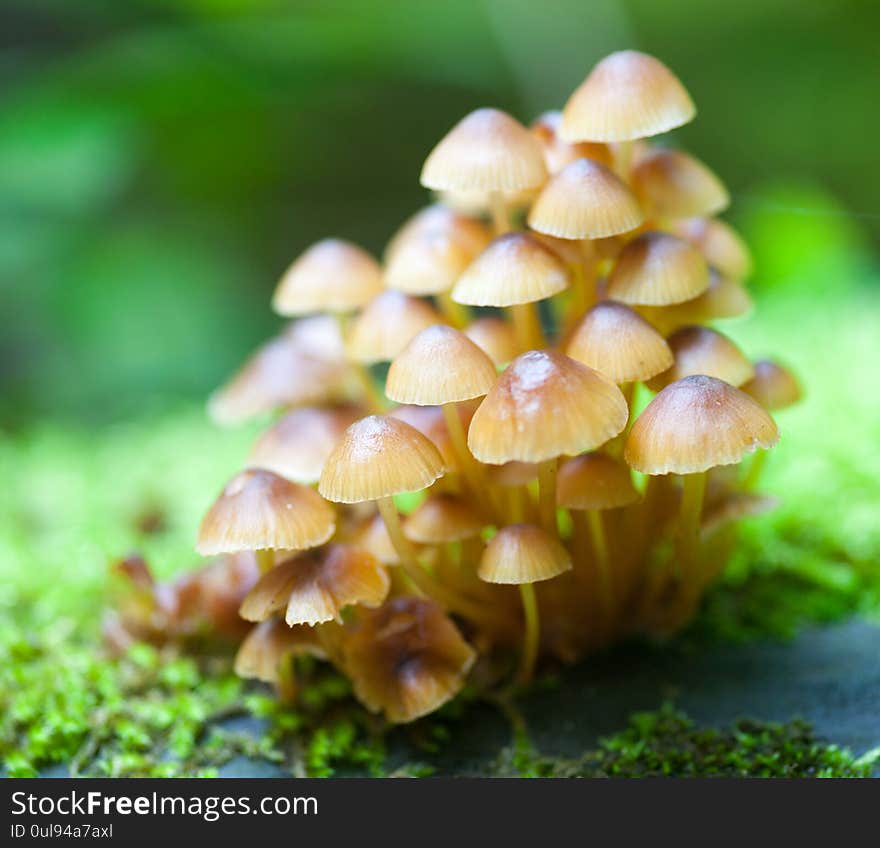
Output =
[{"x1": 1, "y1": 0, "x2": 878, "y2": 426}]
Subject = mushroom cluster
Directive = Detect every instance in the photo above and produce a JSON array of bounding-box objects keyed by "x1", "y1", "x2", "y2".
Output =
[{"x1": 192, "y1": 51, "x2": 801, "y2": 722}]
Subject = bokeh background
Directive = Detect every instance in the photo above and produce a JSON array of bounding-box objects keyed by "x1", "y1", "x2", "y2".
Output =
[{"x1": 1, "y1": 0, "x2": 878, "y2": 427}]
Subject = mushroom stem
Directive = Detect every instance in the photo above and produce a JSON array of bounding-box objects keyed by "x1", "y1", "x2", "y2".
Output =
[
  {"x1": 255, "y1": 549, "x2": 275, "y2": 574},
  {"x1": 587, "y1": 510, "x2": 614, "y2": 615},
  {"x1": 354, "y1": 365, "x2": 386, "y2": 413},
  {"x1": 510, "y1": 303, "x2": 538, "y2": 352},
  {"x1": 517, "y1": 582, "x2": 540, "y2": 684},
  {"x1": 489, "y1": 190, "x2": 510, "y2": 235},
  {"x1": 677, "y1": 472, "x2": 707, "y2": 583},
  {"x1": 376, "y1": 496, "x2": 510, "y2": 630},
  {"x1": 742, "y1": 450, "x2": 767, "y2": 491},
  {"x1": 437, "y1": 291, "x2": 469, "y2": 329},
  {"x1": 613, "y1": 140, "x2": 634, "y2": 180},
  {"x1": 537, "y1": 458, "x2": 559, "y2": 535},
  {"x1": 441, "y1": 402, "x2": 503, "y2": 522}
]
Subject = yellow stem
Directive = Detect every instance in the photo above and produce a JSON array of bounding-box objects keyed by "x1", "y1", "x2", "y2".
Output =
[
  {"x1": 677, "y1": 472, "x2": 707, "y2": 584},
  {"x1": 742, "y1": 450, "x2": 767, "y2": 491},
  {"x1": 517, "y1": 582, "x2": 540, "y2": 684},
  {"x1": 437, "y1": 290, "x2": 469, "y2": 329},
  {"x1": 587, "y1": 510, "x2": 614, "y2": 618},
  {"x1": 613, "y1": 140, "x2": 634, "y2": 180},
  {"x1": 510, "y1": 303, "x2": 533, "y2": 353},
  {"x1": 489, "y1": 190, "x2": 510, "y2": 235},
  {"x1": 255, "y1": 549, "x2": 275, "y2": 574},
  {"x1": 537, "y1": 458, "x2": 559, "y2": 536},
  {"x1": 355, "y1": 363, "x2": 385, "y2": 413}
]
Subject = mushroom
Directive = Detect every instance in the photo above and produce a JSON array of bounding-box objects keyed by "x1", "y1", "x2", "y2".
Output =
[
  {"x1": 670, "y1": 216, "x2": 753, "y2": 280},
  {"x1": 530, "y1": 110, "x2": 613, "y2": 174},
  {"x1": 632, "y1": 148, "x2": 729, "y2": 220},
  {"x1": 463, "y1": 316, "x2": 519, "y2": 368},
  {"x1": 647, "y1": 325, "x2": 755, "y2": 391},
  {"x1": 197, "y1": 468, "x2": 336, "y2": 573},
  {"x1": 339, "y1": 596, "x2": 476, "y2": 723}
]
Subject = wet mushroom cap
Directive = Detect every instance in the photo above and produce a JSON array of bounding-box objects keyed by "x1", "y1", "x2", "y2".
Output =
[
  {"x1": 420, "y1": 108, "x2": 548, "y2": 194},
  {"x1": 560, "y1": 50, "x2": 696, "y2": 143},
  {"x1": 468, "y1": 350, "x2": 628, "y2": 464},
  {"x1": 565, "y1": 300, "x2": 673, "y2": 383},
  {"x1": 403, "y1": 493, "x2": 487, "y2": 544},
  {"x1": 239, "y1": 544, "x2": 390, "y2": 626},
  {"x1": 346, "y1": 290, "x2": 443, "y2": 364},
  {"x1": 342, "y1": 596, "x2": 476, "y2": 723},
  {"x1": 247, "y1": 404, "x2": 362, "y2": 484},
  {"x1": 742, "y1": 360, "x2": 802, "y2": 410},
  {"x1": 557, "y1": 453, "x2": 640, "y2": 511},
  {"x1": 272, "y1": 238, "x2": 382, "y2": 316},
  {"x1": 648, "y1": 325, "x2": 755, "y2": 391},
  {"x1": 197, "y1": 469, "x2": 336, "y2": 555},
  {"x1": 452, "y1": 232, "x2": 569, "y2": 307},
  {"x1": 319, "y1": 414, "x2": 445, "y2": 503},
  {"x1": 607, "y1": 231, "x2": 710, "y2": 306},
  {"x1": 464, "y1": 317, "x2": 519, "y2": 367},
  {"x1": 527, "y1": 158, "x2": 644, "y2": 240},
  {"x1": 624, "y1": 375, "x2": 779, "y2": 475},
  {"x1": 478, "y1": 524, "x2": 572, "y2": 584},
  {"x1": 632, "y1": 149, "x2": 729, "y2": 219},
  {"x1": 234, "y1": 618, "x2": 327, "y2": 684},
  {"x1": 386, "y1": 324, "x2": 498, "y2": 405}
]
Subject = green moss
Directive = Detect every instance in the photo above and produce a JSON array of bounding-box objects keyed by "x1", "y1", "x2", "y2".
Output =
[{"x1": 493, "y1": 703, "x2": 879, "y2": 778}]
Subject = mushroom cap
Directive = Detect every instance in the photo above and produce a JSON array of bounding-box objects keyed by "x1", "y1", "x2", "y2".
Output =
[
  {"x1": 468, "y1": 350, "x2": 628, "y2": 464},
  {"x1": 530, "y1": 110, "x2": 613, "y2": 173},
  {"x1": 248, "y1": 404, "x2": 362, "y2": 484},
  {"x1": 527, "y1": 158, "x2": 644, "y2": 240},
  {"x1": 557, "y1": 453, "x2": 640, "y2": 510},
  {"x1": 386, "y1": 324, "x2": 498, "y2": 405},
  {"x1": 565, "y1": 300, "x2": 673, "y2": 383},
  {"x1": 272, "y1": 238, "x2": 382, "y2": 316},
  {"x1": 742, "y1": 360, "x2": 802, "y2": 410},
  {"x1": 531, "y1": 231, "x2": 587, "y2": 267},
  {"x1": 197, "y1": 469, "x2": 336, "y2": 555},
  {"x1": 384, "y1": 204, "x2": 490, "y2": 263},
  {"x1": 478, "y1": 524, "x2": 572, "y2": 584},
  {"x1": 624, "y1": 375, "x2": 779, "y2": 475},
  {"x1": 632, "y1": 148, "x2": 729, "y2": 219},
  {"x1": 464, "y1": 317, "x2": 519, "y2": 367},
  {"x1": 352, "y1": 514, "x2": 401, "y2": 566},
  {"x1": 639, "y1": 269, "x2": 753, "y2": 333},
  {"x1": 319, "y1": 414, "x2": 445, "y2": 503},
  {"x1": 388, "y1": 403, "x2": 464, "y2": 472},
  {"x1": 648, "y1": 326, "x2": 754, "y2": 391},
  {"x1": 234, "y1": 619, "x2": 327, "y2": 684},
  {"x1": 207, "y1": 318, "x2": 352, "y2": 425},
  {"x1": 420, "y1": 108, "x2": 547, "y2": 194},
  {"x1": 670, "y1": 217, "x2": 753, "y2": 280},
  {"x1": 346, "y1": 290, "x2": 443, "y2": 364},
  {"x1": 403, "y1": 493, "x2": 487, "y2": 544},
  {"x1": 607, "y1": 231, "x2": 710, "y2": 306},
  {"x1": 451, "y1": 232, "x2": 569, "y2": 307},
  {"x1": 560, "y1": 50, "x2": 696, "y2": 142},
  {"x1": 485, "y1": 460, "x2": 540, "y2": 488},
  {"x1": 342, "y1": 596, "x2": 476, "y2": 723},
  {"x1": 239, "y1": 544, "x2": 390, "y2": 626}
]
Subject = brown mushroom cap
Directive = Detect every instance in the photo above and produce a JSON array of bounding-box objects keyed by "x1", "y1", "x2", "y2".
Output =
[
  {"x1": 248, "y1": 404, "x2": 362, "y2": 484},
  {"x1": 403, "y1": 493, "x2": 487, "y2": 544},
  {"x1": 670, "y1": 217, "x2": 753, "y2": 280},
  {"x1": 468, "y1": 350, "x2": 628, "y2": 464},
  {"x1": 624, "y1": 375, "x2": 779, "y2": 475},
  {"x1": 319, "y1": 415, "x2": 445, "y2": 503},
  {"x1": 346, "y1": 290, "x2": 443, "y2": 364},
  {"x1": 234, "y1": 619, "x2": 327, "y2": 684},
  {"x1": 560, "y1": 50, "x2": 696, "y2": 143},
  {"x1": 565, "y1": 300, "x2": 673, "y2": 383},
  {"x1": 207, "y1": 318, "x2": 352, "y2": 425},
  {"x1": 388, "y1": 403, "x2": 463, "y2": 472},
  {"x1": 197, "y1": 469, "x2": 336, "y2": 556},
  {"x1": 464, "y1": 317, "x2": 519, "y2": 367},
  {"x1": 607, "y1": 231, "x2": 710, "y2": 306},
  {"x1": 478, "y1": 524, "x2": 572, "y2": 584},
  {"x1": 239, "y1": 544, "x2": 389, "y2": 626},
  {"x1": 741, "y1": 360, "x2": 803, "y2": 410},
  {"x1": 272, "y1": 238, "x2": 382, "y2": 316},
  {"x1": 451, "y1": 232, "x2": 569, "y2": 307},
  {"x1": 384, "y1": 205, "x2": 490, "y2": 263},
  {"x1": 557, "y1": 453, "x2": 640, "y2": 510},
  {"x1": 352, "y1": 514, "x2": 400, "y2": 566},
  {"x1": 341, "y1": 596, "x2": 476, "y2": 723},
  {"x1": 386, "y1": 325, "x2": 498, "y2": 405},
  {"x1": 648, "y1": 326, "x2": 755, "y2": 391},
  {"x1": 527, "y1": 158, "x2": 644, "y2": 240},
  {"x1": 420, "y1": 108, "x2": 547, "y2": 194},
  {"x1": 530, "y1": 110, "x2": 613, "y2": 173},
  {"x1": 632, "y1": 149, "x2": 729, "y2": 219}
]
